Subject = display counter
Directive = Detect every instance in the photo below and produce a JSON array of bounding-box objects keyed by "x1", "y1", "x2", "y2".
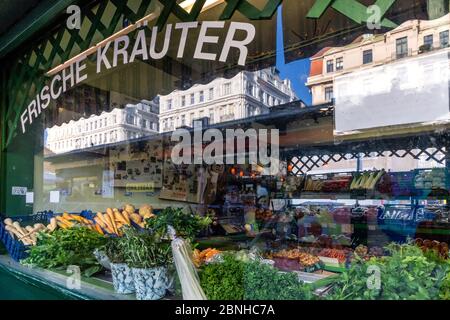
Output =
[{"x1": 0, "y1": 255, "x2": 134, "y2": 300}]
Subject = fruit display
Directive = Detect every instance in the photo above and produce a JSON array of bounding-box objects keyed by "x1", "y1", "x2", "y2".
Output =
[
  {"x1": 368, "y1": 246, "x2": 384, "y2": 257},
  {"x1": 192, "y1": 248, "x2": 221, "y2": 267},
  {"x1": 414, "y1": 169, "x2": 446, "y2": 190},
  {"x1": 269, "y1": 248, "x2": 320, "y2": 267},
  {"x1": 321, "y1": 174, "x2": 353, "y2": 193},
  {"x1": 377, "y1": 171, "x2": 414, "y2": 196},
  {"x1": 350, "y1": 170, "x2": 385, "y2": 190},
  {"x1": 414, "y1": 238, "x2": 449, "y2": 259},
  {"x1": 330, "y1": 207, "x2": 352, "y2": 224},
  {"x1": 303, "y1": 177, "x2": 324, "y2": 192},
  {"x1": 2, "y1": 218, "x2": 56, "y2": 246},
  {"x1": 255, "y1": 208, "x2": 273, "y2": 221},
  {"x1": 354, "y1": 245, "x2": 368, "y2": 257},
  {"x1": 318, "y1": 248, "x2": 347, "y2": 264}
]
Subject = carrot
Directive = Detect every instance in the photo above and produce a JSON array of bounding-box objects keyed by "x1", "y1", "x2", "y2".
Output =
[
  {"x1": 105, "y1": 212, "x2": 118, "y2": 235},
  {"x1": 114, "y1": 211, "x2": 129, "y2": 225},
  {"x1": 121, "y1": 211, "x2": 131, "y2": 225},
  {"x1": 94, "y1": 216, "x2": 106, "y2": 229},
  {"x1": 95, "y1": 224, "x2": 104, "y2": 235},
  {"x1": 56, "y1": 216, "x2": 73, "y2": 228}
]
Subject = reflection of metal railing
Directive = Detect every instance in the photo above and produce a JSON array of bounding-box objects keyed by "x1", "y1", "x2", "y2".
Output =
[
  {"x1": 220, "y1": 114, "x2": 235, "y2": 122},
  {"x1": 393, "y1": 48, "x2": 412, "y2": 60},
  {"x1": 419, "y1": 42, "x2": 450, "y2": 54}
]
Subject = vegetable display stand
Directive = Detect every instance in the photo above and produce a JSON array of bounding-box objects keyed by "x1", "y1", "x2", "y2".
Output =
[
  {"x1": 110, "y1": 263, "x2": 135, "y2": 294},
  {"x1": 132, "y1": 266, "x2": 170, "y2": 300},
  {"x1": 0, "y1": 213, "x2": 50, "y2": 262}
]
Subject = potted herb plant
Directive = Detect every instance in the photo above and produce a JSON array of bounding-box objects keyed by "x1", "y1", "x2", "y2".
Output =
[
  {"x1": 105, "y1": 237, "x2": 135, "y2": 294},
  {"x1": 122, "y1": 227, "x2": 174, "y2": 300},
  {"x1": 145, "y1": 207, "x2": 211, "y2": 242}
]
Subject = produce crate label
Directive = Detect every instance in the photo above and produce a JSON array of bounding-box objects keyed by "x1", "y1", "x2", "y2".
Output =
[{"x1": 11, "y1": 186, "x2": 27, "y2": 196}]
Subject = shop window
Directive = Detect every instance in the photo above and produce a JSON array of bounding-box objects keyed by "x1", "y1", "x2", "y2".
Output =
[{"x1": 363, "y1": 49, "x2": 373, "y2": 64}]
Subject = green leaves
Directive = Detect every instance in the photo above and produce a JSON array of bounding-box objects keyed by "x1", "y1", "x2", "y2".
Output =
[
  {"x1": 328, "y1": 244, "x2": 449, "y2": 300},
  {"x1": 121, "y1": 227, "x2": 173, "y2": 269},
  {"x1": 145, "y1": 207, "x2": 211, "y2": 241},
  {"x1": 22, "y1": 227, "x2": 107, "y2": 277},
  {"x1": 243, "y1": 261, "x2": 314, "y2": 300},
  {"x1": 200, "y1": 254, "x2": 245, "y2": 300},
  {"x1": 199, "y1": 255, "x2": 314, "y2": 300}
]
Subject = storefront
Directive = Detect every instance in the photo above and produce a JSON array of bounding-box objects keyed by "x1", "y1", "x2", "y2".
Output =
[{"x1": 0, "y1": 0, "x2": 450, "y2": 301}]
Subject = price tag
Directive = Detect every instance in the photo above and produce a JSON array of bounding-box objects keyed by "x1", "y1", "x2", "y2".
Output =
[
  {"x1": 368, "y1": 225, "x2": 377, "y2": 231},
  {"x1": 318, "y1": 256, "x2": 340, "y2": 267},
  {"x1": 329, "y1": 223, "x2": 337, "y2": 229}
]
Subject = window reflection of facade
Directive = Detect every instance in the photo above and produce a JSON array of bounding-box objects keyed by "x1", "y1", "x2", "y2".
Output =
[
  {"x1": 307, "y1": 14, "x2": 450, "y2": 106},
  {"x1": 159, "y1": 67, "x2": 297, "y2": 132},
  {"x1": 45, "y1": 100, "x2": 159, "y2": 154}
]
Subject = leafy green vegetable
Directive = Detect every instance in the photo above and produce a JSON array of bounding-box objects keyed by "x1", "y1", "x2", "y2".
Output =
[
  {"x1": 121, "y1": 227, "x2": 173, "y2": 269},
  {"x1": 328, "y1": 244, "x2": 448, "y2": 300},
  {"x1": 440, "y1": 268, "x2": 450, "y2": 300},
  {"x1": 145, "y1": 207, "x2": 211, "y2": 241},
  {"x1": 200, "y1": 255, "x2": 245, "y2": 300},
  {"x1": 104, "y1": 237, "x2": 125, "y2": 264},
  {"x1": 243, "y1": 261, "x2": 314, "y2": 300},
  {"x1": 22, "y1": 227, "x2": 107, "y2": 277}
]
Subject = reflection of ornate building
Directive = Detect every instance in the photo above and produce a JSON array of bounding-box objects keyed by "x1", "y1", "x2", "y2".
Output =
[
  {"x1": 45, "y1": 101, "x2": 159, "y2": 154},
  {"x1": 159, "y1": 67, "x2": 298, "y2": 132},
  {"x1": 306, "y1": 14, "x2": 450, "y2": 105}
]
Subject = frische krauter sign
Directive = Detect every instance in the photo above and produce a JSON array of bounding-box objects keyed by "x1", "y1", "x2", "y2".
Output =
[{"x1": 20, "y1": 21, "x2": 255, "y2": 134}]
